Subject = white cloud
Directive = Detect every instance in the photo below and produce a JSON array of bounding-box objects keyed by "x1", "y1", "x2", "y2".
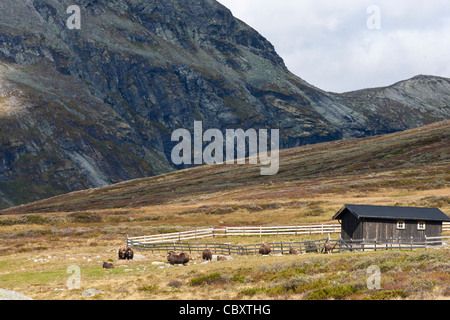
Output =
[{"x1": 218, "y1": 0, "x2": 450, "y2": 92}]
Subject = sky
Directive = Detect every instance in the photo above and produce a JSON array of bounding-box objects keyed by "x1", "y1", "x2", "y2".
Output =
[{"x1": 218, "y1": 0, "x2": 450, "y2": 93}]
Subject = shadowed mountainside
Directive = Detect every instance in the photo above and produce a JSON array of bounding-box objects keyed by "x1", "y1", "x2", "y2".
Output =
[
  {"x1": 0, "y1": 0, "x2": 449, "y2": 209},
  {"x1": 3, "y1": 120, "x2": 448, "y2": 215}
]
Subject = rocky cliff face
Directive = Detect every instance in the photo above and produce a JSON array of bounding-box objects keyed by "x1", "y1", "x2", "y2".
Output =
[{"x1": 0, "y1": 0, "x2": 449, "y2": 209}]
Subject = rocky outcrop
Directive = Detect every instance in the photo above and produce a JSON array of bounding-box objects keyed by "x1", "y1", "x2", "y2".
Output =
[{"x1": 0, "y1": 0, "x2": 448, "y2": 209}]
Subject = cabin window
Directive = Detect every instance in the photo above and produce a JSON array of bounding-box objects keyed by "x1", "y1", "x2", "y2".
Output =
[
  {"x1": 417, "y1": 221, "x2": 426, "y2": 230},
  {"x1": 397, "y1": 221, "x2": 405, "y2": 230}
]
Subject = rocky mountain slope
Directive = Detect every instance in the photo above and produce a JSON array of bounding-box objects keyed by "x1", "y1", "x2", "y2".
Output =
[
  {"x1": 2, "y1": 120, "x2": 448, "y2": 215},
  {"x1": 0, "y1": 0, "x2": 449, "y2": 209}
]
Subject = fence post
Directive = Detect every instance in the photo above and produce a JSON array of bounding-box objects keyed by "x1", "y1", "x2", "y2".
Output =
[
  {"x1": 321, "y1": 224, "x2": 324, "y2": 235},
  {"x1": 410, "y1": 237, "x2": 413, "y2": 251},
  {"x1": 425, "y1": 235, "x2": 427, "y2": 251},
  {"x1": 260, "y1": 226, "x2": 262, "y2": 238}
]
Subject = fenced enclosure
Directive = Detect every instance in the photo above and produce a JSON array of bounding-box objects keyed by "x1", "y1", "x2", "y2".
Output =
[
  {"x1": 127, "y1": 235, "x2": 450, "y2": 255},
  {"x1": 127, "y1": 222, "x2": 450, "y2": 245},
  {"x1": 126, "y1": 222, "x2": 450, "y2": 255},
  {"x1": 126, "y1": 223, "x2": 342, "y2": 244},
  {"x1": 128, "y1": 238, "x2": 331, "y2": 255}
]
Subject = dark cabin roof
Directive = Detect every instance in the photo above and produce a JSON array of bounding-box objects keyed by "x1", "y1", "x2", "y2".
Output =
[{"x1": 333, "y1": 204, "x2": 450, "y2": 222}]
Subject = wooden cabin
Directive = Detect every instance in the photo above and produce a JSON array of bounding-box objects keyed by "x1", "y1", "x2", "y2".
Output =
[{"x1": 333, "y1": 204, "x2": 450, "y2": 241}]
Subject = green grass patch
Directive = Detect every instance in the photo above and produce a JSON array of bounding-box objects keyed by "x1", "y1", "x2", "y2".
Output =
[
  {"x1": 369, "y1": 289, "x2": 408, "y2": 300},
  {"x1": 138, "y1": 285, "x2": 159, "y2": 293},
  {"x1": 189, "y1": 272, "x2": 226, "y2": 286},
  {"x1": 305, "y1": 284, "x2": 358, "y2": 300}
]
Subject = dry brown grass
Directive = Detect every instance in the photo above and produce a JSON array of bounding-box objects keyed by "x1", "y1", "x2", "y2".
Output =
[{"x1": 0, "y1": 121, "x2": 449, "y2": 300}]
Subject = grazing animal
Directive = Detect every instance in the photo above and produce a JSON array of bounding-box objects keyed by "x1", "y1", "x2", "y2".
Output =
[
  {"x1": 259, "y1": 243, "x2": 271, "y2": 255},
  {"x1": 167, "y1": 251, "x2": 190, "y2": 266},
  {"x1": 202, "y1": 249, "x2": 212, "y2": 261},
  {"x1": 289, "y1": 247, "x2": 298, "y2": 255},
  {"x1": 322, "y1": 242, "x2": 337, "y2": 254},
  {"x1": 118, "y1": 246, "x2": 134, "y2": 260},
  {"x1": 103, "y1": 261, "x2": 114, "y2": 269}
]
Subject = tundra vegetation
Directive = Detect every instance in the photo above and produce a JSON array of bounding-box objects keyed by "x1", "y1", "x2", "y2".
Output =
[{"x1": 0, "y1": 122, "x2": 448, "y2": 300}]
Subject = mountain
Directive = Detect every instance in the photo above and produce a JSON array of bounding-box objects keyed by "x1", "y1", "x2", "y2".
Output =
[
  {"x1": 2, "y1": 119, "x2": 448, "y2": 215},
  {"x1": 0, "y1": 0, "x2": 449, "y2": 209}
]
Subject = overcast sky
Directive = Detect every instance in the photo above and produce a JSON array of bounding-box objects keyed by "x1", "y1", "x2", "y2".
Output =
[{"x1": 218, "y1": 0, "x2": 450, "y2": 93}]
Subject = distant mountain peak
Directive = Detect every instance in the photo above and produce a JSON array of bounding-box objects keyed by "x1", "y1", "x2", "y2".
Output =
[{"x1": 0, "y1": 0, "x2": 448, "y2": 209}]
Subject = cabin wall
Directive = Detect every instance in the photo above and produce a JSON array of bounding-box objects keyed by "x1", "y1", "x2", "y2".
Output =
[
  {"x1": 340, "y1": 212, "x2": 362, "y2": 240},
  {"x1": 362, "y1": 219, "x2": 442, "y2": 240}
]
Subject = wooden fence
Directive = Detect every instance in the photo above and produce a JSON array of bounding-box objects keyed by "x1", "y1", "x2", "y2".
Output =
[
  {"x1": 444, "y1": 222, "x2": 450, "y2": 232},
  {"x1": 336, "y1": 235, "x2": 450, "y2": 252},
  {"x1": 128, "y1": 238, "x2": 331, "y2": 255},
  {"x1": 127, "y1": 224, "x2": 341, "y2": 244},
  {"x1": 127, "y1": 235, "x2": 450, "y2": 255},
  {"x1": 128, "y1": 222, "x2": 450, "y2": 245}
]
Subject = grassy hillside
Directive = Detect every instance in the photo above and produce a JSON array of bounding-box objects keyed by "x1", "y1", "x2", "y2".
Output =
[
  {"x1": 2, "y1": 120, "x2": 449, "y2": 220},
  {"x1": 0, "y1": 121, "x2": 448, "y2": 300}
]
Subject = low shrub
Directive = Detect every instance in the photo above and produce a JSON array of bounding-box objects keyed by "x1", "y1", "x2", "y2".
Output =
[
  {"x1": 369, "y1": 289, "x2": 407, "y2": 300},
  {"x1": 306, "y1": 284, "x2": 358, "y2": 300},
  {"x1": 69, "y1": 212, "x2": 102, "y2": 223},
  {"x1": 190, "y1": 272, "x2": 227, "y2": 286}
]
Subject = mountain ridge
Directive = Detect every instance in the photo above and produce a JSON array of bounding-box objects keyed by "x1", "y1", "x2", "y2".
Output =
[{"x1": 0, "y1": 0, "x2": 449, "y2": 209}]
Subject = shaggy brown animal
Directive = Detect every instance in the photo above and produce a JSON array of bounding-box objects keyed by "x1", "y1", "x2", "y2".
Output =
[
  {"x1": 103, "y1": 262, "x2": 114, "y2": 269},
  {"x1": 289, "y1": 247, "x2": 298, "y2": 255},
  {"x1": 118, "y1": 246, "x2": 134, "y2": 260},
  {"x1": 259, "y1": 243, "x2": 271, "y2": 255},
  {"x1": 167, "y1": 251, "x2": 190, "y2": 265},
  {"x1": 202, "y1": 248, "x2": 212, "y2": 261},
  {"x1": 322, "y1": 242, "x2": 337, "y2": 254}
]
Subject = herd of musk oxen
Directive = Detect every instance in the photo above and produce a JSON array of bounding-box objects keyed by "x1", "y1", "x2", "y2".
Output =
[{"x1": 102, "y1": 243, "x2": 335, "y2": 269}]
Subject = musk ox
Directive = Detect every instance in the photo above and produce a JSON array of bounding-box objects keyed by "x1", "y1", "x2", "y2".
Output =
[
  {"x1": 167, "y1": 251, "x2": 190, "y2": 266},
  {"x1": 259, "y1": 243, "x2": 271, "y2": 255},
  {"x1": 118, "y1": 246, "x2": 134, "y2": 260},
  {"x1": 289, "y1": 247, "x2": 298, "y2": 255},
  {"x1": 103, "y1": 261, "x2": 114, "y2": 269},
  {"x1": 322, "y1": 242, "x2": 337, "y2": 254},
  {"x1": 202, "y1": 248, "x2": 212, "y2": 261}
]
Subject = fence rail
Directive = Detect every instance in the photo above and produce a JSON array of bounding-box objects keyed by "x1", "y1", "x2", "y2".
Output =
[
  {"x1": 444, "y1": 222, "x2": 450, "y2": 232},
  {"x1": 129, "y1": 222, "x2": 450, "y2": 245},
  {"x1": 128, "y1": 238, "x2": 331, "y2": 255},
  {"x1": 127, "y1": 224, "x2": 341, "y2": 244},
  {"x1": 127, "y1": 235, "x2": 450, "y2": 255}
]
